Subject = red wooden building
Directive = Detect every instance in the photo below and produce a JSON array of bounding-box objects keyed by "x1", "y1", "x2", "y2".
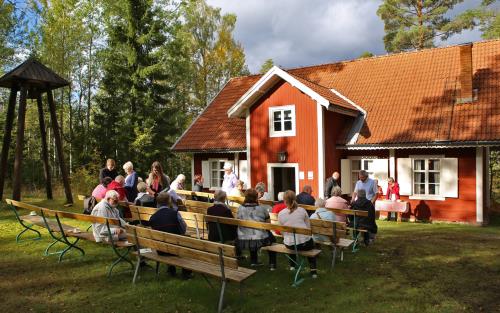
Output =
[{"x1": 173, "y1": 40, "x2": 500, "y2": 225}]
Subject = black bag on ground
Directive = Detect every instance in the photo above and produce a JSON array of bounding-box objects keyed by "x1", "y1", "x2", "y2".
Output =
[{"x1": 83, "y1": 196, "x2": 97, "y2": 215}]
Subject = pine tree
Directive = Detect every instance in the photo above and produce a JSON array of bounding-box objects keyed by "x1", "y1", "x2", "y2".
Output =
[
  {"x1": 453, "y1": 0, "x2": 500, "y2": 39},
  {"x1": 377, "y1": 0, "x2": 467, "y2": 52}
]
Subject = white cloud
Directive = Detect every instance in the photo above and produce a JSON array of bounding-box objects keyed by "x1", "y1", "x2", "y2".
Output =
[{"x1": 207, "y1": 0, "x2": 484, "y2": 73}]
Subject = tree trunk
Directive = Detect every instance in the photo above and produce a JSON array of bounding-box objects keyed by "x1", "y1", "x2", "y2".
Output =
[
  {"x1": 12, "y1": 86, "x2": 28, "y2": 200},
  {"x1": 0, "y1": 87, "x2": 18, "y2": 200},
  {"x1": 37, "y1": 93, "x2": 53, "y2": 199}
]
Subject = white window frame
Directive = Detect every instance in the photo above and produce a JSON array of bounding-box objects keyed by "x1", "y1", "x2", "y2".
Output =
[
  {"x1": 348, "y1": 156, "x2": 377, "y2": 192},
  {"x1": 208, "y1": 158, "x2": 228, "y2": 190},
  {"x1": 409, "y1": 155, "x2": 445, "y2": 201},
  {"x1": 269, "y1": 105, "x2": 296, "y2": 137}
]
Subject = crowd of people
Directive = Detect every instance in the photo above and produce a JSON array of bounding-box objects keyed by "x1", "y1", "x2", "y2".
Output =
[{"x1": 88, "y1": 159, "x2": 400, "y2": 279}]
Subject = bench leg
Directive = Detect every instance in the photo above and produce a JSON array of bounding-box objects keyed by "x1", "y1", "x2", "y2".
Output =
[
  {"x1": 132, "y1": 255, "x2": 142, "y2": 284},
  {"x1": 107, "y1": 246, "x2": 134, "y2": 277},
  {"x1": 331, "y1": 246, "x2": 337, "y2": 270},
  {"x1": 16, "y1": 223, "x2": 42, "y2": 243},
  {"x1": 352, "y1": 232, "x2": 362, "y2": 253},
  {"x1": 217, "y1": 279, "x2": 227, "y2": 313},
  {"x1": 341, "y1": 248, "x2": 344, "y2": 262},
  {"x1": 155, "y1": 261, "x2": 160, "y2": 278},
  {"x1": 44, "y1": 239, "x2": 61, "y2": 256},
  {"x1": 58, "y1": 237, "x2": 85, "y2": 262}
]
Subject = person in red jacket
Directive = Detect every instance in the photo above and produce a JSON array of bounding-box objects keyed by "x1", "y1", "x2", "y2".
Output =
[
  {"x1": 107, "y1": 175, "x2": 127, "y2": 201},
  {"x1": 386, "y1": 177, "x2": 400, "y2": 221}
]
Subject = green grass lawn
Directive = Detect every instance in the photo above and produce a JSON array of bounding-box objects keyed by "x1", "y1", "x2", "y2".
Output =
[{"x1": 1, "y1": 197, "x2": 499, "y2": 313}]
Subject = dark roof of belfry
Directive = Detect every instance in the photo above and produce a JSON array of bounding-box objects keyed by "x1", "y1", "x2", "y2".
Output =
[{"x1": 0, "y1": 59, "x2": 69, "y2": 90}]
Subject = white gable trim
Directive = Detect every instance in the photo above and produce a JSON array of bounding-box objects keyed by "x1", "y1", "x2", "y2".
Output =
[
  {"x1": 330, "y1": 88, "x2": 366, "y2": 145},
  {"x1": 228, "y1": 66, "x2": 330, "y2": 118}
]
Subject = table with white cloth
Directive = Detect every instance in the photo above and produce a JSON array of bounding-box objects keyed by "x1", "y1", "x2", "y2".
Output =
[{"x1": 375, "y1": 200, "x2": 409, "y2": 222}]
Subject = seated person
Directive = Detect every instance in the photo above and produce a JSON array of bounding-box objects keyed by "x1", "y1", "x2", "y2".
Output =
[
  {"x1": 324, "y1": 186, "x2": 348, "y2": 223},
  {"x1": 206, "y1": 190, "x2": 237, "y2": 243},
  {"x1": 237, "y1": 188, "x2": 277, "y2": 269},
  {"x1": 135, "y1": 182, "x2": 155, "y2": 207},
  {"x1": 296, "y1": 185, "x2": 316, "y2": 206},
  {"x1": 278, "y1": 190, "x2": 317, "y2": 278},
  {"x1": 149, "y1": 192, "x2": 191, "y2": 279},
  {"x1": 351, "y1": 189, "x2": 378, "y2": 246},
  {"x1": 92, "y1": 177, "x2": 113, "y2": 199},
  {"x1": 271, "y1": 192, "x2": 287, "y2": 235},
  {"x1": 255, "y1": 182, "x2": 272, "y2": 201},
  {"x1": 107, "y1": 175, "x2": 127, "y2": 201},
  {"x1": 170, "y1": 174, "x2": 186, "y2": 191},
  {"x1": 310, "y1": 198, "x2": 335, "y2": 243},
  {"x1": 91, "y1": 190, "x2": 127, "y2": 242},
  {"x1": 229, "y1": 180, "x2": 245, "y2": 198},
  {"x1": 167, "y1": 188, "x2": 183, "y2": 210}
]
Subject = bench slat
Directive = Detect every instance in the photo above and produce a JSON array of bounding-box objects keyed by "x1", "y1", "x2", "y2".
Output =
[
  {"x1": 133, "y1": 251, "x2": 255, "y2": 282},
  {"x1": 128, "y1": 234, "x2": 238, "y2": 269},
  {"x1": 126, "y1": 225, "x2": 236, "y2": 258},
  {"x1": 204, "y1": 215, "x2": 312, "y2": 236},
  {"x1": 261, "y1": 244, "x2": 321, "y2": 258}
]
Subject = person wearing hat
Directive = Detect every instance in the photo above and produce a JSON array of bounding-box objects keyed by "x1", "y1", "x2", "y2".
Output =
[{"x1": 221, "y1": 162, "x2": 238, "y2": 194}]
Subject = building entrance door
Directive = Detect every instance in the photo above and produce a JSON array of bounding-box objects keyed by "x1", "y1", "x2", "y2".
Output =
[{"x1": 270, "y1": 166, "x2": 297, "y2": 200}]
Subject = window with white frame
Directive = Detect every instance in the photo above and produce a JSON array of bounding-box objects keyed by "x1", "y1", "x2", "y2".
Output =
[
  {"x1": 413, "y1": 159, "x2": 441, "y2": 196},
  {"x1": 209, "y1": 159, "x2": 226, "y2": 188},
  {"x1": 351, "y1": 159, "x2": 375, "y2": 191},
  {"x1": 269, "y1": 105, "x2": 296, "y2": 137}
]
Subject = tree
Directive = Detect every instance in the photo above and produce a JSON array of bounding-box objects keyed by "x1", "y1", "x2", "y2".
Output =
[
  {"x1": 180, "y1": 0, "x2": 248, "y2": 114},
  {"x1": 259, "y1": 58, "x2": 274, "y2": 73},
  {"x1": 377, "y1": 0, "x2": 467, "y2": 52},
  {"x1": 358, "y1": 51, "x2": 374, "y2": 58},
  {"x1": 0, "y1": 0, "x2": 16, "y2": 72},
  {"x1": 453, "y1": 0, "x2": 500, "y2": 39}
]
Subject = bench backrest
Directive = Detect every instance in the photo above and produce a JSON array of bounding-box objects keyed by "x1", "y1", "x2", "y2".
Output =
[
  {"x1": 204, "y1": 215, "x2": 312, "y2": 236},
  {"x1": 269, "y1": 212, "x2": 348, "y2": 241},
  {"x1": 176, "y1": 189, "x2": 214, "y2": 201},
  {"x1": 126, "y1": 224, "x2": 238, "y2": 268},
  {"x1": 184, "y1": 199, "x2": 238, "y2": 216}
]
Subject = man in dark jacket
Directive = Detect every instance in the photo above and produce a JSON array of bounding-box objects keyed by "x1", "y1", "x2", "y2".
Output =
[
  {"x1": 206, "y1": 190, "x2": 237, "y2": 243},
  {"x1": 99, "y1": 158, "x2": 118, "y2": 181},
  {"x1": 149, "y1": 192, "x2": 192, "y2": 278},
  {"x1": 324, "y1": 171, "x2": 340, "y2": 199},
  {"x1": 296, "y1": 185, "x2": 316, "y2": 206},
  {"x1": 350, "y1": 189, "x2": 378, "y2": 246}
]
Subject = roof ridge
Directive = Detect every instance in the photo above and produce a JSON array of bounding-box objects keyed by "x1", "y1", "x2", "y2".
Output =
[{"x1": 284, "y1": 38, "x2": 500, "y2": 73}]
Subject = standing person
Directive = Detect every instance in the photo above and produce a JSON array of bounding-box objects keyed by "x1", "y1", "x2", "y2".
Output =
[
  {"x1": 146, "y1": 161, "x2": 171, "y2": 196},
  {"x1": 386, "y1": 177, "x2": 400, "y2": 221},
  {"x1": 123, "y1": 161, "x2": 138, "y2": 202},
  {"x1": 236, "y1": 189, "x2": 277, "y2": 269},
  {"x1": 351, "y1": 189, "x2": 378, "y2": 246},
  {"x1": 99, "y1": 159, "x2": 118, "y2": 181},
  {"x1": 296, "y1": 185, "x2": 315, "y2": 206},
  {"x1": 351, "y1": 170, "x2": 379, "y2": 205},
  {"x1": 107, "y1": 175, "x2": 127, "y2": 201},
  {"x1": 324, "y1": 171, "x2": 340, "y2": 198},
  {"x1": 206, "y1": 190, "x2": 237, "y2": 243},
  {"x1": 91, "y1": 190, "x2": 127, "y2": 242},
  {"x1": 149, "y1": 192, "x2": 192, "y2": 279},
  {"x1": 278, "y1": 190, "x2": 318, "y2": 278},
  {"x1": 325, "y1": 186, "x2": 348, "y2": 223},
  {"x1": 170, "y1": 174, "x2": 186, "y2": 191},
  {"x1": 221, "y1": 162, "x2": 238, "y2": 194}
]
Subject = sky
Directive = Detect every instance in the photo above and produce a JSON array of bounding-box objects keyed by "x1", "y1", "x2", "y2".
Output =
[{"x1": 207, "y1": 0, "x2": 485, "y2": 74}]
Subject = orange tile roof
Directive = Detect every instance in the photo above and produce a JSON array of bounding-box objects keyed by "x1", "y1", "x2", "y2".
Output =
[
  {"x1": 172, "y1": 75, "x2": 261, "y2": 152},
  {"x1": 173, "y1": 40, "x2": 500, "y2": 151},
  {"x1": 287, "y1": 73, "x2": 359, "y2": 113}
]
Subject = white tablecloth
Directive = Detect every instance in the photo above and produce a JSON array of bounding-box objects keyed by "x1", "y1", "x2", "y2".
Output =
[{"x1": 375, "y1": 200, "x2": 409, "y2": 213}]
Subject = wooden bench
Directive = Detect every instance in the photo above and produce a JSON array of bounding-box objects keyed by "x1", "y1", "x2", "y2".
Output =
[
  {"x1": 269, "y1": 212, "x2": 354, "y2": 269},
  {"x1": 6, "y1": 199, "x2": 134, "y2": 276},
  {"x1": 204, "y1": 215, "x2": 320, "y2": 286},
  {"x1": 184, "y1": 199, "x2": 239, "y2": 216},
  {"x1": 128, "y1": 204, "x2": 208, "y2": 240},
  {"x1": 126, "y1": 224, "x2": 255, "y2": 313}
]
